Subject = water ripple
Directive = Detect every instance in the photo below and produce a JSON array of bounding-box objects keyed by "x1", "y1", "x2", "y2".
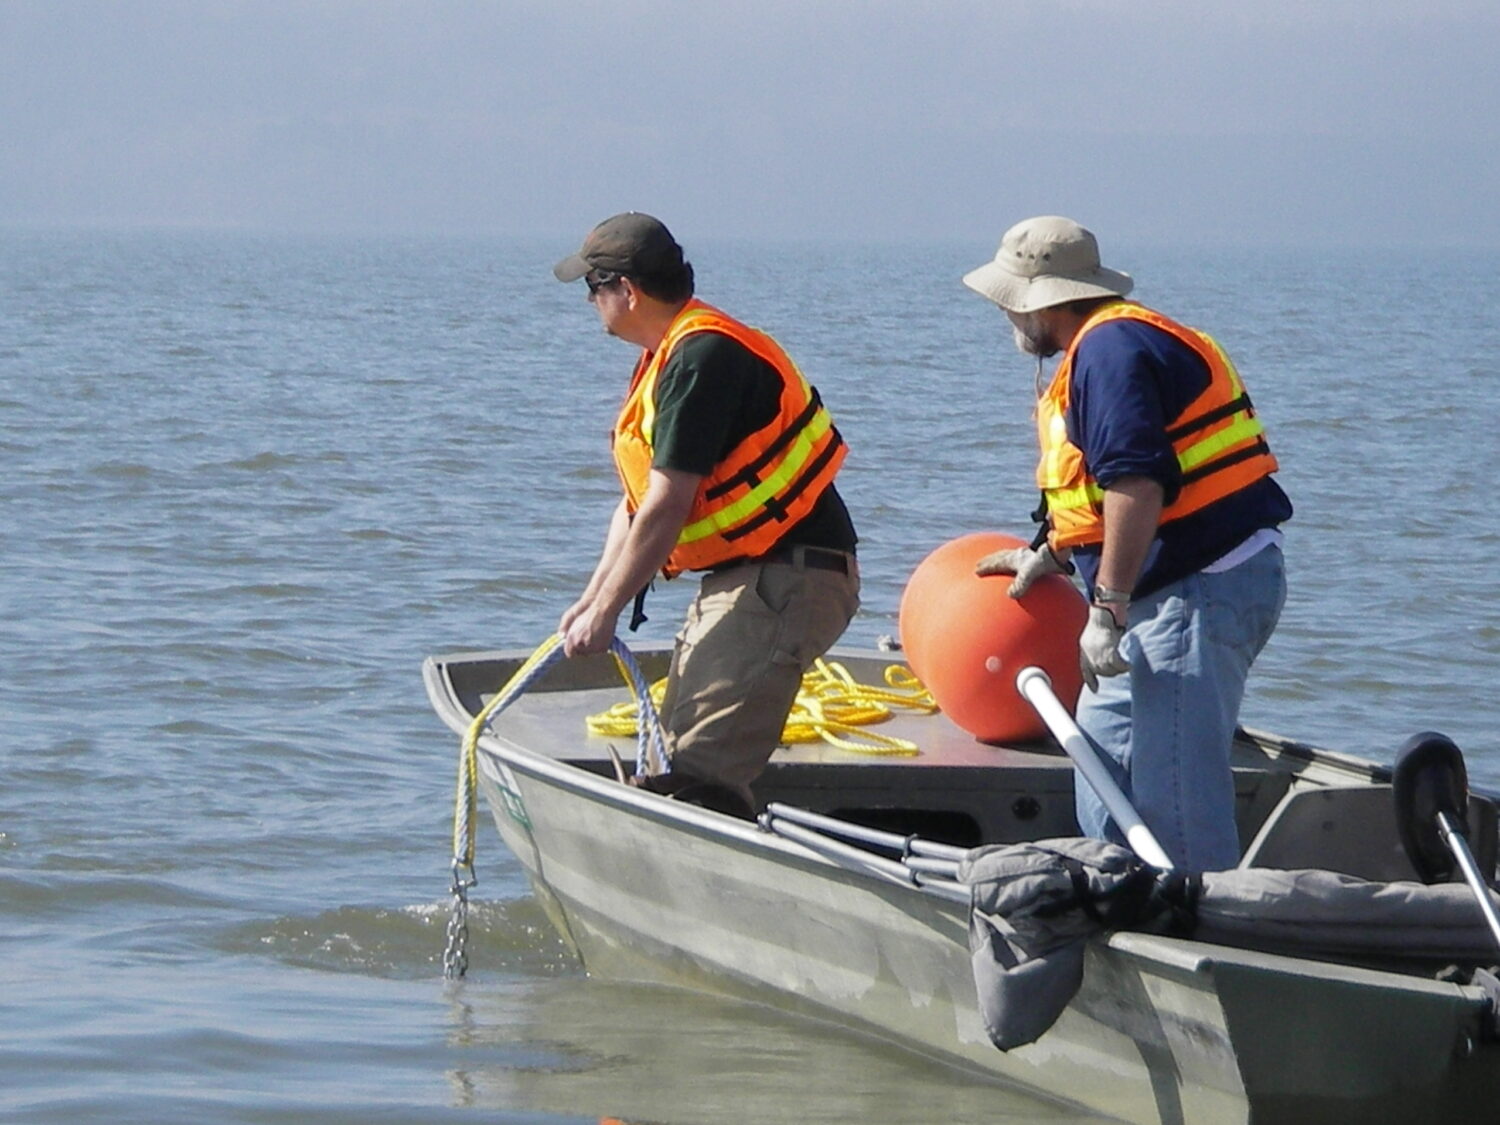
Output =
[
  {"x1": 219, "y1": 898, "x2": 579, "y2": 981},
  {"x1": 4, "y1": 229, "x2": 1497, "y2": 1124}
]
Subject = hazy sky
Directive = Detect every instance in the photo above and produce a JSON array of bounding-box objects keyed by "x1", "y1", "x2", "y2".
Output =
[{"x1": 3, "y1": 0, "x2": 1497, "y2": 247}]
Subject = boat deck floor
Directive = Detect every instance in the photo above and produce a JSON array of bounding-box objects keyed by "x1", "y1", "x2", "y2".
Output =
[
  {"x1": 487, "y1": 674, "x2": 1074, "y2": 772},
  {"x1": 437, "y1": 646, "x2": 1453, "y2": 868}
]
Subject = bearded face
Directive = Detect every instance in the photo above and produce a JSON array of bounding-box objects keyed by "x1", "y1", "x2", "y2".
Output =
[{"x1": 1006, "y1": 310, "x2": 1062, "y2": 358}]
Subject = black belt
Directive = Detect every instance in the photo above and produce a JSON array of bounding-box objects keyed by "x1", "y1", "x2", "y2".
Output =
[
  {"x1": 761, "y1": 545, "x2": 852, "y2": 575},
  {"x1": 706, "y1": 545, "x2": 854, "y2": 576}
]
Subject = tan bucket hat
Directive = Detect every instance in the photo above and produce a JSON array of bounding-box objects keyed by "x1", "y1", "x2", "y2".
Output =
[{"x1": 963, "y1": 216, "x2": 1133, "y2": 313}]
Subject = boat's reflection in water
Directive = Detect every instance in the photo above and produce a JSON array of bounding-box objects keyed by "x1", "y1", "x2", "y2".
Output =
[{"x1": 441, "y1": 970, "x2": 1108, "y2": 1124}]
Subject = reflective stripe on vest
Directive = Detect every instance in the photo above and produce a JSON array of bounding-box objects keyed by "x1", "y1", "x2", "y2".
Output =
[
  {"x1": 613, "y1": 299, "x2": 846, "y2": 576},
  {"x1": 1037, "y1": 302, "x2": 1278, "y2": 549}
]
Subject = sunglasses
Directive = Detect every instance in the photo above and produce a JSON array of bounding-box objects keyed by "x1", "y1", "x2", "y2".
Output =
[{"x1": 585, "y1": 271, "x2": 624, "y2": 295}]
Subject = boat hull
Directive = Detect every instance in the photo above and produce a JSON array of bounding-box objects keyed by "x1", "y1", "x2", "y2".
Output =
[
  {"x1": 426, "y1": 648, "x2": 1500, "y2": 1123},
  {"x1": 475, "y1": 744, "x2": 1500, "y2": 1124}
]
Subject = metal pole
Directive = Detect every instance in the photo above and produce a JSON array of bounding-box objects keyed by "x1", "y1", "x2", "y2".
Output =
[
  {"x1": 761, "y1": 816, "x2": 971, "y2": 903},
  {"x1": 1438, "y1": 811, "x2": 1500, "y2": 948},
  {"x1": 763, "y1": 802, "x2": 967, "y2": 861},
  {"x1": 1015, "y1": 666, "x2": 1175, "y2": 871}
]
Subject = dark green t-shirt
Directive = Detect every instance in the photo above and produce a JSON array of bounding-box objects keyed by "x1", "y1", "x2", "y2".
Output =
[{"x1": 651, "y1": 330, "x2": 857, "y2": 557}]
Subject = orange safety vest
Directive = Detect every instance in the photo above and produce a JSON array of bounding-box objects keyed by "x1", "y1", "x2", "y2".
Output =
[
  {"x1": 1038, "y1": 302, "x2": 1278, "y2": 550},
  {"x1": 613, "y1": 299, "x2": 847, "y2": 577}
]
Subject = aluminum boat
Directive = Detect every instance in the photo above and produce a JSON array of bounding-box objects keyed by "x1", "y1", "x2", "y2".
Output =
[{"x1": 423, "y1": 645, "x2": 1500, "y2": 1124}]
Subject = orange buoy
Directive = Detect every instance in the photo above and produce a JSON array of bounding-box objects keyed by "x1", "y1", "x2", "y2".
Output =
[{"x1": 899, "y1": 532, "x2": 1088, "y2": 742}]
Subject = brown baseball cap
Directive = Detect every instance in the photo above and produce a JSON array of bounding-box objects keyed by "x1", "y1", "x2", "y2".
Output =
[{"x1": 553, "y1": 212, "x2": 686, "y2": 282}]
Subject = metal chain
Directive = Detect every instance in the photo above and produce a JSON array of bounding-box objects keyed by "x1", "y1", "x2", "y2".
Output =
[{"x1": 443, "y1": 859, "x2": 475, "y2": 980}]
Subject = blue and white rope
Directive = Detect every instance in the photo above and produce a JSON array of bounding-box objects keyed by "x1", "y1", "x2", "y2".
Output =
[{"x1": 608, "y1": 639, "x2": 669, "y2": 778}]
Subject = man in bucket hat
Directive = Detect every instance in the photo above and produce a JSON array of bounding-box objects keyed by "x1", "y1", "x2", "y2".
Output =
[
  {"x1": 553, "y1": 213, "x2": 860, "y2": 815},
  {"x1": 964, "y1": 216, "x2": 1292, "y2": 871}
]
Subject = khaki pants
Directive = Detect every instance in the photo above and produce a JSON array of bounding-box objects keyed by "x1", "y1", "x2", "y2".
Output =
[{"x1": 658, "y1": 553, "x2": 860, "y2": 803}]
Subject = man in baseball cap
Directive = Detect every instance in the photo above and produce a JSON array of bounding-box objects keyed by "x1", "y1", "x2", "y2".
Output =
[
  {"x1": 550, "y1": 212, "x2": 860, "y2": 816},
  {"x1": 965, "y1": 216, "x2": 1292, "y2": 872}
]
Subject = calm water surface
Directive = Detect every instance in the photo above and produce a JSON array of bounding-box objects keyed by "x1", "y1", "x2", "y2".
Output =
[{"x1": 3, "y1": 230, "x2": 1498, "y2": 1123}]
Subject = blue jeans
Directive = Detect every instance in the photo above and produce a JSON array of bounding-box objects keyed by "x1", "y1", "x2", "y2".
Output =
[{"x1": 1073, "y1": 545, "x2": 1286, "y2": 872}]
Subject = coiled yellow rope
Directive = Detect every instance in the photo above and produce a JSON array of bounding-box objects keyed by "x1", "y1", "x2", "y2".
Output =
[{"x1": 585, "y1": 658, "x2": 936, "y2": 757}]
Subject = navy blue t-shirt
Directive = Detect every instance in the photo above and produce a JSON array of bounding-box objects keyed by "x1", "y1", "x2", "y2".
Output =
[{"x1": 1064, "y1": 316, "x2": 1292, "y2": 598}]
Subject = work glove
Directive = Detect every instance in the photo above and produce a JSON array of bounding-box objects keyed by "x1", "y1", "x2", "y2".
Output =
[
  {"x1": 974, "y1": 544, "x2": 1072, "y2": 598},
  {"x1": 1079, "y1": 605, "x2": 1130, "y2": 692}
]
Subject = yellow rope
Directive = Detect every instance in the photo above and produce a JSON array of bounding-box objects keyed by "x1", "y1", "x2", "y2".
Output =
[
  {"x1": 453, "y1": 634, "x2": 565, "y2": 867},
  {"x1": 585, "y1": 658, "x2": 935, "y2": 757},
  {"x1": 445, "y1": 634, "x2": 665, "y2": 978}
]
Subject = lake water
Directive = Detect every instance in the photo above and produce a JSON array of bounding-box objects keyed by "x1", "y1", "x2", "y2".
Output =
[{"x1": 3, "y1": 228, "x2": 1498, "y2": 1123}]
